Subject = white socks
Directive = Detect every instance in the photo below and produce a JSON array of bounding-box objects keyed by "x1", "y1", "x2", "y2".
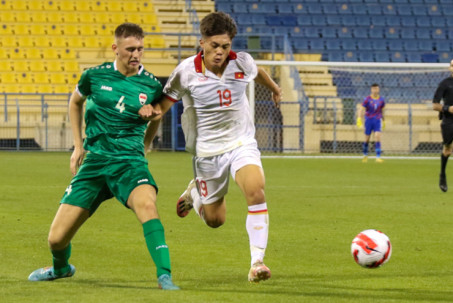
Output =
[
  {"x1": 246, "y1": 203, "x2": 269, "y2": 266},
  {"x1": 191, "y1": 185, "x2": 205, "y2": 221}
]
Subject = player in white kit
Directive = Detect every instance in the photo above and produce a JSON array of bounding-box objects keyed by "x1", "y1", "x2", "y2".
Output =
[{"x1": 139, "y1": 12, "x2": 281, "y2": 282}]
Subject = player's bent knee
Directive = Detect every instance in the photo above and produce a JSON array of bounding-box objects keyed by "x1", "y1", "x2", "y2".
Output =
[
  {"x1": 246, "y1": 189, "x2": 266, "y2": 205},
  {"x1": 205, "y1": 217, "x2": 225, "y2": 228},
  {"x1": 47, "y1": 234, "x2": 69, "y2": 251}
]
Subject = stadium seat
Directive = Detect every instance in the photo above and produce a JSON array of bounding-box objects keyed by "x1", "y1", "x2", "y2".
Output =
[
  {"x1": 1, "y1": 72, "x2": 16, "y2": 83},
  {"x1": 293, "y1": 3, "x2": 306, "y2": 14},
  {"x1": 396, "y1": 5, "x2": 412, "y2": 16},
  {"x1": 13, "y1": 61, "x2": 29, "y2": 72},
  {"x1": 372, "y1": 40, "x2": 387, "y2": 51},
  {"x1": 412, "y1": 6, "x2": 427, "y2": 16},
  {"x1": 337, "y1": 27, "x2": 352, "y2": 38},
  {"x1": 382, "y1": 4, "x2": 396, "y2": 15},
  {"x1": 17, "y1": 72, "x2": 32, "y2": 84},
  {"x1": 432, "y1": 28, "x2": 446, "y2": 40},
  {"x1": 416, "y1": 28, "x2": 430, "y2": 39},
  {"x1": 366, "y1": 4, "x2": 382, "y2": 15},
  {"x1": 49, "y1": 73, "x2": 67, "y2": 84},
  {"x1": 385, "y1": 27, "x2": 399, "y2": 39},
  {"x1": 401, "y1": 28, "x2": 416, "y2": 39},
  {"x1": 356, "y1": 18, "x2": 370, "y2": 27},
  {"x1": 338, "y1": 3, "x2": 352, "y2": 14},
  {"x1": 14, "y1": 11, "x2": 32, "y2": 22},
  {"x1": 306, "y1": 3, "x2": 322, "y2": 14},
  {"x1": 422, "y1": 53, "x2": 439, "y2": 63},
  {"x1": 28, "y1": 12, "x2": 48, "y2": 23},
  {"x1": 62, "y1": 12, "x2": 79, "y2": 23},
  {"x1": 10, "y1": 48, "x2": 25, "y2": 59},
  {"x1": 375, "y1": 52, "x2": 390, "y2": 62},
  {"x1": 353, "y1": 28, "x2": 368, "y2": 38},
  {"x1": 436, "y1": 41, "x2": 451, "y2": 52},
  {"x1": 322, "y1": 28, "x2": 336, "y2": 38},
  {"x1": 27, "y1": 0, "x2": 43, "y2": 10},
  {"x1": 391, "y1": 52, "x2": 406, "y2": 62},
  {"x1": 341, "y1": 39, "x2": 356, "y2": 50},
  {"x1": 403, "y1": 40, "x2": 418, "y2": 51},
  {"x1": 341, "y1": 15, "x2": 356, "y2": 26},
  {"x1": 369, "y1": 28, "x2": 384, "y2": 39},
  {"x1": 416, "y1": 16, "x2": 431, "y2": 27},
  {"x1": 12, "y1": 24, "x2": 29, "y2": 35},
  {"x1": 277, "y1": 3, "x2": 292, "y2": 14},
  {"x1": 32, "y1": 72, "x2": 49, "y2": 84},
  {"x1": 311, "y1": 16, "x2": 326, "y2": 26},
  {"x1": 297, "y1": 15, "x2": 311, "y2": 26},
  {"x1": 388, "y1": 40, "x2": 403, "y2": 51},
  {"x1": 266, "y1": 16, "x2": 281, "y2": 26},
  {"x1": 359, "y1": 52, "x2": 373, "y2": 62},
  {"x1": 249, "y1": 3, "x2": 276, "y2": 13},
  {"x1": 47, "y1": 61, "x2": 63, "y2": 72},
  {"x1": 322, "y1": 4, "x2": 337, "y2": 15},
  {"x1": 293, "y1": 40, "x2": 309, "y2": 51},
  {"x1": 51, "y1": 37, "x2": 68, "y2": 48},
  {"x1": 24, "y1": 48, "x2": 41, "y2": 60},
  {"x1": 310, "y1": 39, "x2": 324, "y2": 51},
  {"x1": 326, "y1": 39, "x2": 341, "y2": 50},
  {"x1": 326, "y1": 15, "x2": 341, "y2": 26},
  {"x1": 344, "y1": 51, "x2": 358, "y2": 61},
  {"x1": 0, "y1": 60, "x2": 11, "y2": 71},
  {"x1": 41, "y1": 49, "x2": 59, "y2": 59},
  {"x1": 419, "y1": 40, "x2": 433, "y2": 52},
  {"x1": 401, "y1": 16, "x2": 415, "y2": 27},
  {"x1": 327, "y1": 52, "x2": 343, "y2": 62},
  {"x1": 46, "y1": 12, "x2": 62, "y2": 23},
  {"x1": 1, "y1": 11, "x2": 15, "y2": 22},
  {"x1": 29, "y1": 61, "x2": 45, "y2": 72},
  {"x1": 91, "y1": 1, "x2": 106, "y2": 11},
  {"x1": 357, "y1": 40, "x2": 372, "y2": 50},
  {"x1": 252, "y1": 15, "x2": 266, "y2": 25},
  {"x1": 29, "y1": 24, "x2": 46, "y2": 35},
  {"x1": 385, "y1": 16, "x2": 400, "y2": 26},
  {"x1": 59, "y1": 48, "x2": 76, "y2": 59},
  {"x1": 431, "y1": 16, "x2": 445, "y2": 27},
  {"x1": 351, "y1": 4, "x2": 367, "y2": 15},
  {"x1": 33, "y1": 36, "x2": 51, "y2": 48},
  {"x1": 304, "y1": 27, "x2": 319, "y2": 38}
]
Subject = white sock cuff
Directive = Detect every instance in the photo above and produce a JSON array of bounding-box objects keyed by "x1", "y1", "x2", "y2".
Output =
[{"x1": 248, "y1": 202, "x2": 267, "y2": 213}]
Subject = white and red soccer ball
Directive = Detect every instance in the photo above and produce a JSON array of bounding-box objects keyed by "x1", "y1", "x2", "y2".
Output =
[{"x1": 351, "y1": 229, "x2": 392, "y2": 268}]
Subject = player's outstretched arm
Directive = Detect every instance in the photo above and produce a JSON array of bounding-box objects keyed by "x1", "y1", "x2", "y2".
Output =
[
  {"x1": 357, "y1": 106, "x2": 365, "y2": 128},
  {"x1": 68, "y1": 91, "x2": 86, "y2": 175},
  {"x1": 255, "y1": 67, "x2": 282, "y2": 108},
  {"x1": 143, "y1": 97, "x2": 176, "y2": 153}
]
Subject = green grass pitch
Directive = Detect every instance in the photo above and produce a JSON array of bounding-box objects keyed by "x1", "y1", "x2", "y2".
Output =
[{"x1": 1, "y1": 152, "x2": 453, "y2": 302}]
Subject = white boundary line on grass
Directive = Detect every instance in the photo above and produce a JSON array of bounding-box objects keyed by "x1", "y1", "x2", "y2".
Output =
[{"x1": 261, "y1": 155, "x2": 438, "y2": 160}]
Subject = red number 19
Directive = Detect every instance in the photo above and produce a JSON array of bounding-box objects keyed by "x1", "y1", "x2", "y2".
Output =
[
  {"x1": 197, "y1": 179, "x2": 208, "y2": 197},
  {"x1": 217, "y1": 89, "x2": 232, "y2": 107}
]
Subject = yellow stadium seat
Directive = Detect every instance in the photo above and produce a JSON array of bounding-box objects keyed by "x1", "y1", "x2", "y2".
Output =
[
  {"x1": 47, "y1": 61, "x2": 63, "y2": 72},
  {"x1": 95, "y1": 24, "x2": 114, "y2": 36},
  {"x1": 18, "y1": 36, "x2": 34, "y2": 48},
  {"x1": 1, "y1": 72, "x2": 16, "y2": 83},
  {"x1": 20, "y1": 84, "x2": 38, "y2": 94},
  {"x1": 94, "y1": 12, "x2": 111, "y2": 23},
  {"x1": 125, "y1": 13, "x2": 142, "y2": 24},
  {"x1": 99, "y1": 36, "x2": 113, "y2": 48},
  {"x1": 28, "y1": 12, "x2": 47, "y2": 23},
  {"x1": 0, "y1": 11, "x2": 15, "y2": 22},
  {"x1": 91, "y1": 0, "x2": 105, "y2": 11},
  {"x1": 33, "y1": 36, "x2": 51, "y2": 47},
  {"x1": 13, "y1": 61, "x2": 29, "y2": 72},
  {"x1": 0, "y1": 1, "x2": 10, "y2": 10},
  {"x1": 17, "y1": 72, "x2": 32, "y2": 84},
  {"x1": 29, "y1": 61, "x2": 45, "y2": 72},
  {"x1": 50, "y1": 73, "x2": 67, "y2": 84},
  {"x1": 110, "y1": 12, "x2": 126, "y2": 24},
  {"x1": 61, "y1": 24, "x2": 79, "y2": 35},
  {"x1": 10, "y1": 48, "x2": 25, "y2": 59},
  {"x1": 42, "y1": 48, "x2": 59, "y2": 59},
  {"x1": 39, "y1": 84, "x2": 54, "y2": 94},
  {"x1": 63, "y1": 61, "x2": 79, "y2": 72},
  {"x1": 59, "y1": 48, "x2": 76, "y2": 59},
  {"x1": 12, "y1": 0, "x2": 28, "y2": 10},
  {"x1": 135, "y1": 1, "x2": 153, "y2": 12},
  {"x1": 150, "y1": 37, "x2": 165, "y2": 48},
  {"x1": 108, "y1": 1, "x2": 123, "y2": 12},
  {"x1": 0, "y1": 49, "x2": 9, "y2": 59},
  {"x1": 75, "y1": 0, "x2": 91, "y2": 11},
  {"x1": 29, "y1": 24, "x2": 46, "y2": 35},
  {"x1": 78, "y1": 12, "x2": 94, "y2": 23},
  {"x1": 42, "y1": 0, "x2": 59, "y2": 10},
  {"x1": 54, "y1": 84, "x2": 71, "y2": 94},
  {"x1": 13, "y1": 24, "x2": 30, "y2": 35},
  {"x1": 46, "y1": 12, "x2": 62, "y2": 23},
  {"x1": 66, "y1": 36, "x2": 85, "y2": 48},
  {"x1": 58, "y1": 0, "x2": 75, "y2": 11},
  {"x1": 0, "y1": 60, "x2": 11, "y2": 71},
  {"x1": 27, "y1": 0, "x2": 44, "y2": 10},
  {"x1": 32, "y1": 72, "x2": 49, "y2": 84},
  {"x1": 140, "y1": 14, "x2": 157, "y2": 25},
  {"x1": 14, "y1": 11, "x2": 32, "y2": 22},
  {"x1": 67, "y1": 72, "x2": 78, "y2": 84},
  {"x1": 24, "y1": 48, "x2": 41, "y2": 59},
  {"x1": 47, "y1": 24, "x2": 62, "y2": 35},
  {"x1": 1, "y1": 37, "x2": 18, "y2": 47},
  {"x1": 84, "y1": 36, "x2": 100, "y2": 48},
  {"x1": 0, "y1": 24, "x2": 13, "y2": 35},
  {"x1": 51, "y1": 36, "x2": 68, "y2": 48},
  {"x1": 61, "y1": 12, "x2": 79, "y2": 23},
  {"x1": 79, "y1": 24, "x2": 97, "y2": 36}
]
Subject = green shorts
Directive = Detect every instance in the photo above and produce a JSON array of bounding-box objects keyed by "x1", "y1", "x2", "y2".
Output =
[{"x1": 60, "y1": 154, "x2": 157, "y2": 215}]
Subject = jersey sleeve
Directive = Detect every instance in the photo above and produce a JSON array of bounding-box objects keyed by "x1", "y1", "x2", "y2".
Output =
[
  {"x1": 235, "y1": 52, "x2": 258, "y2": 81},
  {"x1": 361, "y1": 97, "x2": 368, "y2": 107},
  {"x1": 433, "y1": 80, "x2": 447, "y2": 103},
  {"x1": 76, "y1": 69, "x2": 91, "y2": 97},
  {"x1": 163, "y1": 63, "x2": 187, "y2": 102}
]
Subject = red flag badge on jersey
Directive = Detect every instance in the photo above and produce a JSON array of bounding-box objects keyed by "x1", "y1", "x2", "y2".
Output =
[
  {"x1": 235, "y1": 72, "x2": 244, "y2": 79},
  {"x1": 139, "y1": 93, "x2": 147, "y2": 105}
]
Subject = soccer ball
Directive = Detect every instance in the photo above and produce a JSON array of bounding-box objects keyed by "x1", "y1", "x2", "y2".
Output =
[{"x1": 351, "y1": 229, "x2": 392, "y2": 268}]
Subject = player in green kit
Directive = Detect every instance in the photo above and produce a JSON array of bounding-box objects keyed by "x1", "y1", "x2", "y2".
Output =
[{"x1": 28, "y1": 23, "x2": 179, "y2": 290}]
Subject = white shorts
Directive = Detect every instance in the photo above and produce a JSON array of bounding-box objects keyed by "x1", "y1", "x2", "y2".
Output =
[{"x1": 193, "y1": 143, "x2": 262, "y2": 205}]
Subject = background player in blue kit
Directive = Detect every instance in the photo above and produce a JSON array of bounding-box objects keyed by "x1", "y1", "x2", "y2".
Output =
[{"x1": 357, "y1": 83, "x2": 385, "y2": 163}]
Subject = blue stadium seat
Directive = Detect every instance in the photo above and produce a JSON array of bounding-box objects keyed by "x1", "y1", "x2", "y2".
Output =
[
  {"x1": 372, "y1": 40, "x2": 387, "y2": 51},
  {"x1": 216, "y1": 3, "x2": 232, "y2": 12},
  {"x1": 369, "y1": 28, "x2": 384, "y2": 39},
  {"x1": 375, "y1": 52, "x2": 390, "y2": 62},
  {"x1": 443, "y1": 5, "x2": 453, "y2": 16},
  {"x1": 337, "y1": 27, "x2": 352, "y2": 38},
  {"x1": 282, "y1": 16, "x2": 297, "y2": 26},
  {"x1": 357, "y1": 40, "x2": 372, "y2": 50},
  {"x1": 421, "y1": 53, "x2": 439, "y2": 63},
  {"x1": 433, "y1": 28, "x2": 446, "y2": 40},
  {"x1": 274, "y1": 27, "x2": 292, "y2": 36},
  {"x1": 266, "y1": 16, "x2": 281, "y2": 26},
  {"x1": 292, "y1": 3, "x2": 306, "y2": 14},
  {"x1": 366, "y1": 4, "x2": 382, "y2": 15},
  {"x1": 427, "y1": 5, "x2": 441, "y2": 16},
  {"x1": 382, "y1": 5, "x2": 396, "y2": 15},
  {"x1": 237, "y1": 14, "x2": 253, "y2": 25},
  {"x1": 297, "y1": 15, "x2": 312, "y2": 26},
  {"x1": 359, "y1": 52, "x2": 374, "y2": 62},
  {"x1": 352, "y1": 4, "x2": 367, "y2": 15},
  {"x1": 391, "y1": 52, "x2": 406, "y2": 62},
  {"x1": 252, "y1": 3, "x2": 276, "y2": 13},
  {"x1": 370, "y1": 16, "x2": 386, "y2": 26},
  {"x1": 416, "y1": 17, "x2": 431, "y2": 27},
  {"x1": 396, "y1": 5, "x2": 412, "y2": 16},
  {"x1": 356, "y1": 18, "x2": 371, "y2": 27},
  {"x1": 338, "y1": 3, "x2": 352, "y2": 14},
  {"x1": 291, "y1": 27, "x2": 304, "y2": 37},
  {"x1": 341, "y1": 39, "x2": 357, "y2": 50},
  {"x1": 436, "y1": 41, "x2": 451, "y2": 52},
  {"x1": 385, "y1": 16, "x2": 400, "y2": 26},
  {"x1": 306, "y1": 3, "x2": 322, "y2": 14},
  {"x1": 419, "y1": 41, "x2": 433, "y2": 52},
  {"x1": 403, "y1": 40, "x2": 418, "y2": 51},
  {"x1": 416, "y1": 28, "x2": 430, "y2": 39},
  {"x1": 438, "y1": 52, "x2": 450, "y2": 63},
  {"x1": 310, "y1": 39, "x2": 325, "y2": 50},
  {"x1": 413, "y1": 6, "x2": 427, "y2": 16},
  {"x1": 233, "y1": 4, "x2": 247, "y2": 13},
  {"x1": 344, "y1": 51, "x2": 358, "y2": 61},
  {"x1": 322, "y1": 4, "x2": 337, "y2": 14},
  {"x1": 304, "y1": 27, "x2": 320, "y2": 38},
  {"x1": 408, "y1": 0, "x2": 423, "y2": 3},
  {"x1": 388, "y1": 40, "x2": 403, "y2": 51},
  {"x1": 431, "y1": 17, "x2": 445, "y2": 27},
  {"x1": 401, "y1": 28, "x2": 415, "y2": 39},
  {"x1": 322, "y1": 27, "x2": 337, "y2": 38},
  {"x1": 352, "y1": 28, "x2": 368, "y2": 38},
  {"x1": 232, "y1": 37, "x2": 247, "y2": 49},
  {"x1": 385, "y1": 28, "x2": 399, "y2": 39},
  {"x1": 399, "y1": 75, "x2": 415, "y2": 87},
  {"x1": 252, "y1": 15, "x2": 266, "y2": 25},
  {"x1": 401, "y1": 16, "x2": 415, "y2": 27},
  {"x1": 394, "y1": 0, "x2": 409, "y2": 3},
  {"x1": 326, "y1": 39, "x2": 341, "y2": 50},
  {"x1": 326, "y1": 15, "x2": 341, "y2": 26},
  {"x1": 327, "y1": 52, "x2": 343, "y2": 62},
  {"x1": 341, "y1": 15, "x2": 357, "y2": 26},
  {"x1": 446, "y1": 19, "x2": 453, "y2": 27},
  {"x1": 293, "y1": 39, "x2": 309, "y2": 51},
  {"x1": 312, "y1": 16, "x2": 327, "y2": 26},
  {"x1": 277, "y1": 3, "x2": 292, "y2": 14}
]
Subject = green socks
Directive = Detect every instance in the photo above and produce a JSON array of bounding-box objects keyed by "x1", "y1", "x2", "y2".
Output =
[
  {"x1": 143, "y1": 219, "x2": 171, "y2": 278},
  {"x1": 52, "y1": 243, "x2": 71, "y2": 276}
]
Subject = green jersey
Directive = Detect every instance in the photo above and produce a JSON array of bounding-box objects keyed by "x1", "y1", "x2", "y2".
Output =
[{"x1": 77, "y1": 62, "x2": 162, "y2": 160}]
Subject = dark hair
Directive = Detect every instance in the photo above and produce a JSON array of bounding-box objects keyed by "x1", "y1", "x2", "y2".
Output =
[
  {"x1": 115, "y1": 23, "x2": 144, "y2": 40},
  {"x1": 371, "y1": 83, "x2": 380, "y2": 87},
  {"x1": 200, "y1": 12, "x2": 237, "y2": 39}
]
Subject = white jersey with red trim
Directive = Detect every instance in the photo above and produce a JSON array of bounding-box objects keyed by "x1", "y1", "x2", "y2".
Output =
[{"x1": 163, "y1": 51, "x2": 258, "y2": 157}]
